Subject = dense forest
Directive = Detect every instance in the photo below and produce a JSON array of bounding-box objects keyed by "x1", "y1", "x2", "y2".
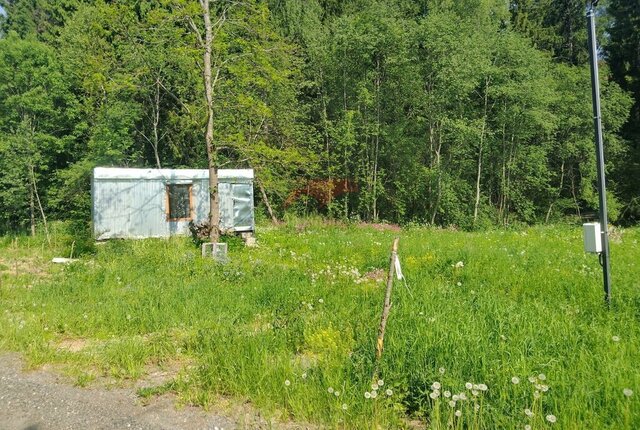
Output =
[{"x1": 0, "y1": 0, "x2": 639, "y2": 232}]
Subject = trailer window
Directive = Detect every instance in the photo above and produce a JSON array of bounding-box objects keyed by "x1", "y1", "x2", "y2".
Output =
[{"x1": 166, "y1": 184, "x2": 192, "y2": 221}]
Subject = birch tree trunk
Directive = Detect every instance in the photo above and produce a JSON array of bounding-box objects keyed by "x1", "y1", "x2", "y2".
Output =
[
  {"x1": 473, "y1": 77, "x2": 490, "y2": 226},
  {"x1": 201, "y1": 0, "x2": 220, "y2": 243}
]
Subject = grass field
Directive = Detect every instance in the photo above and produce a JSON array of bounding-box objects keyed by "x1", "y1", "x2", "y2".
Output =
[{"x1": 1, "y1": 219, "x2": 639, "y2": 429}]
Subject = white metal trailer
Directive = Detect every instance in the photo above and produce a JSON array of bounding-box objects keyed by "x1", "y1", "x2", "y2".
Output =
[{"x1": 91, "y1": 167, "x2": 254, "y2": 240}]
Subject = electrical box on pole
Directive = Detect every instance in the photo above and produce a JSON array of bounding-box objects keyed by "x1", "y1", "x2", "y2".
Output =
[{"x1": 583, "y1": 222, "x2": 603, "y2": 254}]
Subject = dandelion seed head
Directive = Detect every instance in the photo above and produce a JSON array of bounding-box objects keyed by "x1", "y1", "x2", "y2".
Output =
[
  {"x1": 328, "y1": 387, "x2": 334, "y2": 394},
  {"x1": 429, "y1": 392, "x2": 439, "y2": 400},
  {"x1": 432, "y1": 382, "x2": 441, "y2": 390},
  {"x1": 371, "y1": 390, "x2": 378, "y2": 399},
  {"x1": 474, "y1": 404, "x2": 480, "y2": 411},
  {"x1": 512, "y1": 376, "x2": 520, "y2": 384},
  {"x1": 534, "y1": 391, "x2": 541, "y2": 399},
  {"x1": 525, "y1": 426, "x2": 532, "y2": 430},
  {"x1": 465, "y1": 382, "x2": 473, "y2": 390},
  {"x1": 301, "y1": 372, "x2": 307, "y2": 379},
  {"x1": 455, "y1": 410, "x2": 462, "y2": 417},
  {"x1": 458, "y1": 393, "x2": 467, "y2": 401},
  {"x1": 365, "y1": 392, "x2": 371, "y2": 399},
  {"x1": 386, "y1": 389, "x2": 393, "y2": 396},
  {"x1": 439, "y1": 367, "x2": 446, "y2": 374},
  {"x1": 284, "y1": 380, "x2": 291, "y2": 386},
  {"x1": 334, "y1": 391, "x2": 340, "y2": 397},
  {"x1": 478, "y1": 383, "x2": 488, "y2": 391},
  {"x1": 342, "y1": 403, "x2": 348, "y2": 410},
  {"x1": 524, "y1": 409, "x2": 534, "y2": 417},
  {"x1": 448, "y1": 400, "x2": 456, "y2": 408},
  {"x1": 538, "y1": 373, "x2": 546, "y2": 381},
  {"x1": 444, "y1": 391, "x2": 451, "y2": 398},
  {"x1": 546, "y1": 414, "x2": 557, "y2": 423},
  {"x1": 623, "y1": 388, "x2": 633, "y2": 397},
  {"x1": 541, "y1": 385, "x2": 549, "y2": 392},
  {"x1": 377, "y1": 379, "x2": 384, "y2": 386},
  {"x1": 372, "y1": 383, "x2": 379, "y2": 391},
  {"x1": 318, "y1": 298, "x2": 324, "y2": 303},
  {"x1": 452, "y1": 394, "x2": 459, "y2": 401},
  {"x1": 612, "y1": 335, "x2": 620, "y2": 342},
  {"x1": 472, "y1": 390, "x2": 479, "y2": 396},
  {"x1": 528, "y1": 376, "x2": 537, "y2": 383}
]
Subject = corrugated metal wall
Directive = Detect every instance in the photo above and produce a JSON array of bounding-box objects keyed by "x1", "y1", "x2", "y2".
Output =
[{"x1": 93, "y1": 172, "x2": 253, "y2": 240}]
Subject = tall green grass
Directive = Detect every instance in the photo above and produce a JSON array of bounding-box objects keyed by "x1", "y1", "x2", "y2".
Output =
[{"x1": 0, "y1": 219, "x2": 638, "y2": 428}]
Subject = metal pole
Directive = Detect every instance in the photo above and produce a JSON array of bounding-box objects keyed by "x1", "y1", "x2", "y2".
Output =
[{"x1": 586, "y1": 1, "x2": 611, "y2": 305}]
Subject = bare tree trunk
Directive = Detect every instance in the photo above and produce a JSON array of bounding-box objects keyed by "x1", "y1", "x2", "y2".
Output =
[
  {"x1": 473, "y1": 77, "x2": 490, "y2": 226},
  {"x1": 430, "y1": 126, "x2": 442, "y2": 225},
  {"x1": 29, "y1": 164, "x2": 50, "y2": 244},
  {"x1": 202, "y1": 0, "x2": 220, "y2": 243},
  {"x1": 546, "y1": 160, "x2": 566, "y2": 223},
  {"x1": 372, "y1": 57, "x2": 381, "y2": 222},
  {"x1": 257, "y1": 178, "x2": 278, "y2": 223},
  {"x1": 152, "y1": 78, "x2": 162, "y2": 169},
  {"x1": 30, "y1": 185, "x2": 36, "y2": 236}
]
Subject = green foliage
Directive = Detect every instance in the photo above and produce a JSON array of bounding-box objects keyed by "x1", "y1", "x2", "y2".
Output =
[
  {"x1": 0, "y1": 0, "x2": 638, "y2": 230},
  {"x1": 606, "y1": 0, "x2": 640, "y2": 223}
]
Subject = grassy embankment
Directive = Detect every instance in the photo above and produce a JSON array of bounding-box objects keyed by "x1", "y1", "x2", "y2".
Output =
[{"x1": 0, "y1": 219, "x2": 639, "y2": 429}]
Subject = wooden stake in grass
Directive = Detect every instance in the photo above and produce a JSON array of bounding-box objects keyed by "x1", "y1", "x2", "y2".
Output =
[{"x1": 375, "y1": 237, "x2": 399, "y2": 368}]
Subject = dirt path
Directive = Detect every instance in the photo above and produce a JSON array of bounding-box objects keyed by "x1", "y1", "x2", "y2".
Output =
[{"x1": 0, "y1": 353, "x2": 271, "y2": 430}]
